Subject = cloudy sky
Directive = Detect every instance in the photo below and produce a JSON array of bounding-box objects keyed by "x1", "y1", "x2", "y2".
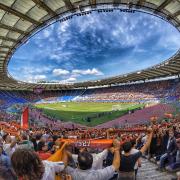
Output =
[{"x1": 8, "y1": 10, "x2": 180, "y2": 83}]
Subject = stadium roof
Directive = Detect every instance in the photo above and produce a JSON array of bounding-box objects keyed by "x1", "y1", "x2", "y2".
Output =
[{"x1": 0, "y1": 0, "x2": 180, "y2": 90}]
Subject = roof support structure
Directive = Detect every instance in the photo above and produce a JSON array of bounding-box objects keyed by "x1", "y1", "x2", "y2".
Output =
[
  {"x1": 141, "y1": 73, "x2": 156, "y2": 79},
  {"x1": 0, "y1": 50, "x2": 9, "y2": 53},
  {"x1": 0, "y1": 23, "x2": 26, "y2": 34},
  {"x1": 111, "y1": 78, "x2": 129, "y2": 84},
  {"x1": 0, "y1": 55, "x2": 6, "y2": 58},
  {"x1": 137, "y1": 0, "x2": 145, "y2": 5},
  {"x1": 0, "y1": 36, "x2": 16, "y2": 42},
  {"x1": 62, "y1": 0, "x2": 74, "y2": 11},
  {"x1": 159, "y1": 66, "x2": 179, "y2": 74},
  {"x1": 89, "y1": 0, "x2": 96, "y2": 8},
  {"x1": 167, "y1": 63, "x2": 180, "y2": 69},
  {"x1": 31, "y1": 0, "x2": 57, "y2": 16},
  {"x1": 155, "y1": 0, "x2": 172, "y2": 11},
  {"x1": 142, "y1": 70, "x2": 164, "y2": 76},
  {"x1": 154, "y1": 68, "x2": 171, "y2": 75},
  {"x1": 108, "y1": 76, "x2": 133, "y2": 84},
  {"x1": 120, "y1": 76, "x2": 143, "y2": 83},
  {"x1": 172, "y1": 10, "x2": 180, "y2": 18},
  {"x1": 137, "y1": 0, "x2": 145, "y2": 7},
  {"x1": 0, "y1": 45, "x2": 11, "y2": 48},
  {"x1": 113, "y1": 0, "x2": 121, "y2": 6},
  {"x1": 136, "y1": 73, "x2": 154, "y2": 79},
  {"x1": 166, "y1": 64, "x2": 180, "y2": 71},
  {"x1": 0, "y1": 3, "x2": 40, "y2": 25}
]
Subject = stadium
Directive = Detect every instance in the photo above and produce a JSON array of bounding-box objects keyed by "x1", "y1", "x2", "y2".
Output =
[{"x1": 0, "y1": 0, "x2": 180, "y2": 180}]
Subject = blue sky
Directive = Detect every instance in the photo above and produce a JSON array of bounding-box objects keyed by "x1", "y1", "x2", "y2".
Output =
[{"x1": 8, "y1": 11, "x2": 180, "y2": 83}]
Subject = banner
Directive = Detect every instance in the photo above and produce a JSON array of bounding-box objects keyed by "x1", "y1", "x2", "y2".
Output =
[
  {"x1": 48, "y1": 142, "x2": 68, "y2": 180},
  {"x1": 21, "y1": 107, "x2": 29, "y2": 129},
  {"x1": 59, "y1": 139, "x2": 114, "y2": 149}
]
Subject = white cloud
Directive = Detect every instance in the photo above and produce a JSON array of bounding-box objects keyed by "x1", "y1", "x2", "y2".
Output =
[
  {"x1": 59, "y1": 21, "x2": 70, "y2": 32},
  {"x1": 158, "y1": 31, "x2": 180, "y2": 51},
  {"x1": 10, "y1": 11, "x2": 180, "y2": 84},
  {"x1": 133, "y1": 46, "x2": 147, "y2": 53},
  {"x1": 49, "y1": 51, "x2": 73, "y2": 62},
  {"x1": 35, "y1": 25, "x2": 54, "y2": 40},
  {"x1": 43, "y1": 29, "x2": 51, "y2": 38},
  {"x1": 34, "y1": 75, "x2": 46, "y2": 81},
  {"x1": 24, "y1": 74, "x2": 47, "y2": 83},
  {"x1": 72, "y1": 68, "x2": 104, "y2": 76},
  {"x1": 16, "y1": 66, "x2": 52, "y2": 74},
  {"x1": 53, "y1": 68, "x2": 70, "y2": 76},
  {"x1": 59, "y1": 77, "x2": 77, "y2": 84}
]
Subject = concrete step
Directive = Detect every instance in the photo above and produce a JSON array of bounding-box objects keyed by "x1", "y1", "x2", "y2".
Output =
[{"x1": 136, "y1": 158, "x2": 176, "y2": 180}]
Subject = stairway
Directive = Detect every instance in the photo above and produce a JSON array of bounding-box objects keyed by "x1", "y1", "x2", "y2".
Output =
[{"x1": 136, "y1": 158, "x2": 177, "y2": 180}]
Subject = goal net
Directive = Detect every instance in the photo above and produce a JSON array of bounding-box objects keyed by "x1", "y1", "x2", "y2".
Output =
[{"x1": 112, "y1": 104, "x2": 122, "y2": 111}]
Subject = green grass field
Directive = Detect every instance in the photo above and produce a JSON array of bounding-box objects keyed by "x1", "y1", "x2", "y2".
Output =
[{"x1": 35, "y1": 102, "x2": 144, "y2": 126}]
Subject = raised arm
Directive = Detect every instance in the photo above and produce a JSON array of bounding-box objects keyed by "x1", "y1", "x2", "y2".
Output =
[
  {"x1": 112, "y1": 139, "x2": 120, "y2": 170},
  {"x1": 106, "y1": 128, "x2": 113, "y2": 139},
  {"x1": 10, "y1": 139, "x2": 17, "y2": 148},
  {"x1": 62, "y1": 150, "x2": 69, "y2": 167},
  {"x1": 140, "y1": 128, "x2": 153, "y2": 154}
]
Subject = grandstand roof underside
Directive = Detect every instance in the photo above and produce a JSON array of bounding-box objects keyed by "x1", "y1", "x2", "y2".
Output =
[{"x1": 0, "y1": 0, "x2": 180, "y2": 90}]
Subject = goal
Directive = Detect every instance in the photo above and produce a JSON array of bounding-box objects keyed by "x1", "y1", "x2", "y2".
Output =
[{"x1": 112, "y1": 104, "x2": 122, "y2": 111}]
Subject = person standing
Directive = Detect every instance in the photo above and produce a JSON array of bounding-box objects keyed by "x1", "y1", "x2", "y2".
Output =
[
  {"x1": 118, "y1": 127, "x2": 153, "y2": 180},
  {"x1": 64, "y1": 139, "x2": 120, "y2": 180}
]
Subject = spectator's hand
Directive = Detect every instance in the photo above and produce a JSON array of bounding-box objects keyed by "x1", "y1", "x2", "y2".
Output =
[
  {"x1": 65, "y1": 174, "x2": 72, "y2": 180},
  {"x1": 65, "y1": 149, "x2": 73, "y2": 158},
  {"x1": 107, "y1": 128, "x2": 114, "y2": 133},
  {"x1": 79, "y1": 147, "x2": 86, "y2": 153},
  {"x1": 109, "y1": 147, "x2": 115, "y2": 154},
  {"x1": 113, "y1": 139, "x2": 120, "y2": 150},
  {"x1": 147, "y1": 127, "x2": 153, "y2": 134}
]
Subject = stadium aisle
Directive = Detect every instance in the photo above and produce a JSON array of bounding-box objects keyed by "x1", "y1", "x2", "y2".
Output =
[{"x1": 137, "y1": 159, "x2": 176, "y2": 180}]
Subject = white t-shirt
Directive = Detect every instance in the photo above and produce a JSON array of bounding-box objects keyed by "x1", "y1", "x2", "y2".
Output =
[
  {"x1": 72, "y1": 149, "x2": 108, "y2": 169},
  {"x1": 42, "y1": 161, "x2": 65, "y2": 180},
  {"x1": 3, "y1": 143, "x2": 16, "y2": 157},
  {"x1": 65, "y1": 165, "x2": 115, "y2": 180},
  {"x1": 141, "y1": 135, "x2": 147, "y2": 145}
]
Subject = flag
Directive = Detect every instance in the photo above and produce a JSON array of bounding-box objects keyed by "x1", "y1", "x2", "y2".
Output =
[
  {"x1": 48, "y1": 142, "x2": 68, "y2": 180},
  {"x1": 21, "y1": 107, "x2": 29, "y2": 129}
]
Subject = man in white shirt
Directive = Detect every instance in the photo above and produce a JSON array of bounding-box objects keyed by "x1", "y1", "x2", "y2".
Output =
[
  {"x1": 71, "y1": 148, "x2": 108, "y2": 169},
  {"x1": 64, "y1": 139, "x2": 120, "y2": 180},
  {"x1": 3, "y1": 134, "x2": 16, "y2": 157}
]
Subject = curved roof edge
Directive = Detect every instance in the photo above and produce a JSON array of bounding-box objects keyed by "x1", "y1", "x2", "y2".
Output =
[{"x1": 0, "y1": 0, "x2": 179, "y2": 90}]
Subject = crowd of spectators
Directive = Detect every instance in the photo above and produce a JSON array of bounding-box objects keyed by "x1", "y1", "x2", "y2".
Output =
[
  {"x1": 0, "y1": 78, "x2": 180, "y2": 179},
  {"x1": 0, "y1": 79, "x2": 180, "y2": 110},
  {"x1": 0, "y1": 115, "x2": 179, "y2": 180},
  {"x1": 78, "y1": 79, "x2": 180, "y2": 102}
]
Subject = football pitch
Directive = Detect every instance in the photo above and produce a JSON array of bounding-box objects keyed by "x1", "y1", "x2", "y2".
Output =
[{"x1": 35, "y1": 102, "x2": 144, "y2": 126}]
